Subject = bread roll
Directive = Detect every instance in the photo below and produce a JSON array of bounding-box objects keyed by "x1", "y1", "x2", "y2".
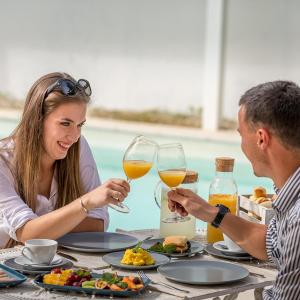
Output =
[
  {"x1": 254, "y1": 197, "x2": 269, "y2": 204},
  {"x1": 253, "y1": 186, "x2": 267, "y2": 198}
]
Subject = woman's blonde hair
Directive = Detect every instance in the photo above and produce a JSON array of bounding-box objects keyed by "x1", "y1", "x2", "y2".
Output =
[{"x1": 1, "y1": 72, "x2": 91, "y2": 246}]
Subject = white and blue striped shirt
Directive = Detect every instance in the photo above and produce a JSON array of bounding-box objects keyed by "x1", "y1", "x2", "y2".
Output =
[{"x1": 264, "y1": 167, "x2": 300, "y2": 299}]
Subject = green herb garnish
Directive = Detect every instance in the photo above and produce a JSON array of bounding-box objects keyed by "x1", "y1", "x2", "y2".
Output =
[
  {"x1": 101, "y1": 272, "x2": 120, "y2": 284},
  {"x1": 132, "y1": 241, "x2": 142, "y2": 253},
  {"x1": 116, "y1": 281, "x2": 128, "y2": 289},
  {"x1": 164, "y1": 244, "x2": 177, "y2": 254},
  {"x1": 149, "y1": 242, "x2": 164, "y2": 253},
  {"x1": 149, "y1": 242, "x2": 177, "y2": 254}
]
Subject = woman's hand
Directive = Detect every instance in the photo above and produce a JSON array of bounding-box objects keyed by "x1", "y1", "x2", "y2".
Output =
[
  {"x1": 85, "y1": 179, "x2": 130, "y2": 209},
  {"x1": 167, "y1": 188, "x2": 218, "y2": 223}
]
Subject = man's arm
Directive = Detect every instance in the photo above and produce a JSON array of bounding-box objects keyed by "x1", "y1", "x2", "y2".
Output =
[
  {"x1": 168, "y1": 188, "x2": 268, "y2": 260},
  {"x1": 219, "y1": 213, "x2": 268, "y2": 260}
]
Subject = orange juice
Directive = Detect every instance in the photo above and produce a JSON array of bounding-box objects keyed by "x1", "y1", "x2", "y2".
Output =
[
  {"x1": 158, "y1": 169, "x2": 186, "y2": 188},
  {"x1": 123, "y1": 160, "x2": 153, "y2": 179},
  {"x1": 207, "y1": 194, "x2": 238, "y2": 243}
]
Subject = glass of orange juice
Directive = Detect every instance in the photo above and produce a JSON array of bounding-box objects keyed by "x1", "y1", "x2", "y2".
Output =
[
  {"x1": 157, "y1": 143, "x2": 190, "y2": 223},
  {"x1": 109, "y1": 135, "x2": 157, "y2": 213}
]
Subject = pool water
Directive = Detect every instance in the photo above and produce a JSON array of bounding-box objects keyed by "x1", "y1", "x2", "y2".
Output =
[{"x1": 0, "y1": 117, "x2": 273, "y2": 232}]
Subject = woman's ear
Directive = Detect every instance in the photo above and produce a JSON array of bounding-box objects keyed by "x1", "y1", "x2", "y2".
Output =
[{"x1": 256, "y1": 128, "x2": 270, "y2": 149}]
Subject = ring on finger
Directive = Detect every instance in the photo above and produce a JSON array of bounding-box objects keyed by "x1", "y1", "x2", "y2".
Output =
[{"x1": 112, "y1": 195, "x2": 120, "y2": 201}]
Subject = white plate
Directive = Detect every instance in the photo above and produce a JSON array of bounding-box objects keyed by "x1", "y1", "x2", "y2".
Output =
[
  {"x1": 14, "y1": 255, "x2": 63, "y2": 269},
  {"x1": 213, "y1": 241, "x2": 248, "y2": 255}
]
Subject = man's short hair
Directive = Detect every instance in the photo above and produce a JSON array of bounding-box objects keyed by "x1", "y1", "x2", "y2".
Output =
[{"x1": 239, "y1": 80, "x2": 300, "y2": 149}]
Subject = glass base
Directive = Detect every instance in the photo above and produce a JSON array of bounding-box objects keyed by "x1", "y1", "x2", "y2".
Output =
[
  {"x1": 162, "y1": 215, "x2": 191, "y2": 223},
  {"x1": 108, "y1": 203, "x2": 130, "y2": 213}
]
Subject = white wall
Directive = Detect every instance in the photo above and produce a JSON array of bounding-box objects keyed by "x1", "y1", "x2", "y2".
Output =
[
  {"x1": 222, "y1": 0, "x2": 300, "y2": 118},
  {"x1": 1, "y1": 0, "x2": 300, "y2": 120},
  {"x1": 0, "y1": 0, "x2": 206, "y2": 113}
]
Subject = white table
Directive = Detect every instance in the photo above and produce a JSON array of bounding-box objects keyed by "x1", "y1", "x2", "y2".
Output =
[{"x1": 0, "y1": 229, "x2": 277, "y2": 300}]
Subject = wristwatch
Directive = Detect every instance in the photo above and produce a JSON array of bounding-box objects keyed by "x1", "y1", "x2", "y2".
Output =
[{"x1": 211, "y1": 204, "x2": 230, "y2": 228}]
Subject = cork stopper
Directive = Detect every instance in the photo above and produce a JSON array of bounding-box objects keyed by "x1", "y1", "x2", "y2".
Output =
[
  {"x1": 215, "y1": 157, "x2": 235, "y2": 172},
  {"x1": 182, "y1": 170, "x2": 198, "y2": 183}
]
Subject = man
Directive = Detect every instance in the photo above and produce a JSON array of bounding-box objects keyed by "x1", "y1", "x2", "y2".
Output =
[{"x1": 168, "y1": 81, "x2": 300, "y2": 299}]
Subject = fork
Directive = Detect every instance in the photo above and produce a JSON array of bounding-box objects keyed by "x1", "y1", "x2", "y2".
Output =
[{"x1": 137, "y1": 271, "x2": 190, "y2": 293}]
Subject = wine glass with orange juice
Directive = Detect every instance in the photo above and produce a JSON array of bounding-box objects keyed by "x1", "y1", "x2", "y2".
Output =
[
  {"x1": 157, "y1": 143, "x2": 190, "y2": 223},
  {"x1": 109, "y1": 135, "x2": 157, "y2": 213}
]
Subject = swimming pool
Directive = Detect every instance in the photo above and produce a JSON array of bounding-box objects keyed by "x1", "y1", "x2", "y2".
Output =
[{"x1": 0, "y1": 116, "x2": 273, "y2": 232}]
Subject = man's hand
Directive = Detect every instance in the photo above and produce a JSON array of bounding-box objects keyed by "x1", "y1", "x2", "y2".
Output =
[{"x1": 167, "y1": 188, "x2": 218, "y2": 223}]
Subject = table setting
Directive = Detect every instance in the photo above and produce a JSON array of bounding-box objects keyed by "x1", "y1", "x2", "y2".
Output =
[{"x1": 0, "y1": 228, "x2": 277, "y2": 300}]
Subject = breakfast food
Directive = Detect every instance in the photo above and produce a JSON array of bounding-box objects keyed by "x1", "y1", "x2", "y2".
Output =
[
  {"x1": 42, "y1": 269, "x2": 144, "y2": 291},
  {"x1": 249, "y1": 186, "x2": 272, "y2": 208},
  {"x1": 121, "y1": 246, "x2": 155, "y2": 266},
  {"x1": 82, "y1": 273, "x2": 144, "y2": 291},
  {"x1": 163, "y1": 236, "x2": 188, "y2": 253},
  {"x1": 43, "y1": 268, "x2": 85, "y2": 286},
  {"x1": 252, "y1": 186, "x2": 267, "y2": 198},
  {"x1": 149, "y1": 235, "x2": 190, "y2": 254}
]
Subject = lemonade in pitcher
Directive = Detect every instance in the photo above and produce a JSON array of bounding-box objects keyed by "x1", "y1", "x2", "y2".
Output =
[{"x1": 158, "y1": 171, "x2": 198, "y2": 239}]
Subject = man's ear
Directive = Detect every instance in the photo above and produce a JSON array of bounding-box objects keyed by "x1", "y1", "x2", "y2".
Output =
[{"x1": 256, "y1": 128, "x2": 270, "y2": 149}]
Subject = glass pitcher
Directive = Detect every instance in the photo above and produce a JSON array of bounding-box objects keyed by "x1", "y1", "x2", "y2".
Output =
[{"x1": 154, "y1": 170, "x2": 198, "y2": 239}]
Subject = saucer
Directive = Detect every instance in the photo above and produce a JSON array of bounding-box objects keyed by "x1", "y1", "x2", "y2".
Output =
[
  {"x1": 14, "y1": 254, "x2": 63, "y2": 269},
  {"x1": 213, "y1": 241, "x2": 248, "y2": 255},
  {"x1": 4, "y1": 257, "x2": 73, "y2": 275},
  {"x1": 205, "y1": 244, "x2": 252, "y2": 261}
]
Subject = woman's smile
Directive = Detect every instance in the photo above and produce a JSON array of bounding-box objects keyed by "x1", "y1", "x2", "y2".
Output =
[{"x1": 57, "y1": 141, "x2": 72, "y2": 152}]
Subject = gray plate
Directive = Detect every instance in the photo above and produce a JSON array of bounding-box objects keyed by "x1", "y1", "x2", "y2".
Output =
[
  {"x1": 57, "y1": 232, "x2": 139, "y2": 253},
  {"x1": 158, "y1": 260, "x2": 249, "y2": 285},
  {"x1": 205, "y1": 244, "x2": 253, "y2": 261},
  {"x1": 102, "y1": 251, "x2": 170, "y2": 270},
  {"x1": 142, "y1": 238, "x2": 205, "y2": 257},
  {"x1": 4, "y1": 257, "x2": 73, "y2": 275}
]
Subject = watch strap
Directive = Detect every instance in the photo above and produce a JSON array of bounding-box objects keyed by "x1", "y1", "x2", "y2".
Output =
[{"x1": 211, "y1": 204, "x2": 230, "y2": 228}]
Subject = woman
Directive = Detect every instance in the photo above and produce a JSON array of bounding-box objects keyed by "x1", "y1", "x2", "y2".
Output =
[{"x1": 0, "y1": 72, "x2": 130, "y2": 248}]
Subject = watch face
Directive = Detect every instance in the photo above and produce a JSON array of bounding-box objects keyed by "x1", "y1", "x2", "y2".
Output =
[{"x1": 217, "y1": 204, "x2": 230, "y2": 213}]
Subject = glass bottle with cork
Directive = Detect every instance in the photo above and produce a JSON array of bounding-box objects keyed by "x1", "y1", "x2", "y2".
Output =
[
  {"x1": 155, "y1": 170, "x2": 198, "y2": 239},
  {"x1": 207, "y1": 157, "x2": 238, "y2": 243}
]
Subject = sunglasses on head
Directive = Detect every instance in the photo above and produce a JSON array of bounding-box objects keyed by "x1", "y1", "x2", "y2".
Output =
[{"x1": 44, "y1": 78, "x2": 92, "y2": 99}]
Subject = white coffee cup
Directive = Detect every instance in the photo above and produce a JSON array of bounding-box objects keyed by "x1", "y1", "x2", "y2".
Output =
[
  {"x1": 21, "y1": 239, "x2": 57, "y2": 264},
  {"x1": 223, "y1": 234, "x2": 243, "y2": 252}
]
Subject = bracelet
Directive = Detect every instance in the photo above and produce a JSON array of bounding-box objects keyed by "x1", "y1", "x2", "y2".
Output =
[{"x1": 80, "y1": 197, "x2": 89, "y2": 214}]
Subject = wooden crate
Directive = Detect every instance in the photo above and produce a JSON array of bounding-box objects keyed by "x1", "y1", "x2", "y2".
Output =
[{"x1": 239, "y1": 194, "x2": 275, "y2": 225}]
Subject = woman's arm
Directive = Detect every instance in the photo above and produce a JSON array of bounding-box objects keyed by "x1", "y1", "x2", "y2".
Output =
[
  {"x1": 16, "y1": 179, "x2": 129, "y2": 243},
  {"x1": 71, "y1": 217, "x2": 104, "y2": 233},
  {"x1": 77, "y1": 136, "x2": 109, "y2": 230}
]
